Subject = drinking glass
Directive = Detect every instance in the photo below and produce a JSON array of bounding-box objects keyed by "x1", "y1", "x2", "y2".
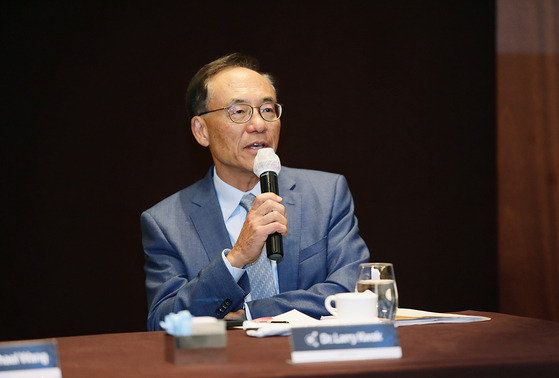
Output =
[{"x1": 355, "y1": 262, "x2": 399, "y2": 321}]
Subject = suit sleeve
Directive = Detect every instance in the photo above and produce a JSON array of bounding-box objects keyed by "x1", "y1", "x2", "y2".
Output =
[
  {"x1": 247, "y1": 174, "x2": 370, "y2": 319},
  {"x1": 141, "y1": 211, "x2": 249, "y2": 331}
]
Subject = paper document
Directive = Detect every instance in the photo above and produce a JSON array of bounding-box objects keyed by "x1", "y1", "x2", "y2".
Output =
[
  {"x1": 243, "y1": 309, "x2": 320, "y2": 337},
  {"x1": 243, "y1": 309, "x2": 491, "y2": 337},
  {"x1": 395, "y1": 308, "x2": 491, "y2": 326}
]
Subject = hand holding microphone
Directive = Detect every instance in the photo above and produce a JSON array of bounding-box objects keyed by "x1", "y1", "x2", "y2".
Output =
[
  {"x1": 228, "y1": 149, "x2": 286, "y2": 268},
  {"x1": 253, "y1": 148, "x2": 284, "y2": 262}
]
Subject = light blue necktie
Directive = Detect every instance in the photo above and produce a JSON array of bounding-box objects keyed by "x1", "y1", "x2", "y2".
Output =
[{"x1": 239, "y1": 193, "x2": 276, "y2": 300}]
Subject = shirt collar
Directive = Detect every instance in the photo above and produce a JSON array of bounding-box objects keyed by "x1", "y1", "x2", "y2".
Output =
[{"x1": 213, "y1": 167, "x2": 261, "y2": 222}]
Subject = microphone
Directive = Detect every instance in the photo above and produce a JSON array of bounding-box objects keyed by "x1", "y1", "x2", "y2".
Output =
[{"x1": 253, "y1": 148, "x2": 283, "y2": 262}]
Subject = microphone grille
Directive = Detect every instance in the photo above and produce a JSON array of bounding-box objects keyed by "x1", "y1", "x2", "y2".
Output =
[{"x1": 253, "y1": 148, "x2": 281, "y2": 176}]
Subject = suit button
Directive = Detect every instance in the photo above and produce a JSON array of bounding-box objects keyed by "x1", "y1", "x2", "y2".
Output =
[{"x1": 216, "y1": 299, "x2": 233, "y2": 316}]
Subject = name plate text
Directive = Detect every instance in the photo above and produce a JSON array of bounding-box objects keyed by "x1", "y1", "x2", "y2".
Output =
[{"x1": 290, "y1": 323, "x2": 402, "y2": 363}]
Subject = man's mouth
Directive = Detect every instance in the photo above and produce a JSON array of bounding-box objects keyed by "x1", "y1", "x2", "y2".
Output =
[{"x1": 245, "y1": 143, "x2": 266, "y2": 150}]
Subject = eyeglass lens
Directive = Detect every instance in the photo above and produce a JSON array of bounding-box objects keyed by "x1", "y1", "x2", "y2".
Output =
[{"x1": 228, "y1": 103, "x2": 282, "y2": 123}]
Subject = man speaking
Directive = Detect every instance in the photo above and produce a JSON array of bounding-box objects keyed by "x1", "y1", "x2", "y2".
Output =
[{"x1": 141, "y1": 53, "x2": 370, "y2": 331}]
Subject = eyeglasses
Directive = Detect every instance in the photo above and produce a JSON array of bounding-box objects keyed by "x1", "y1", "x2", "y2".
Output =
[{"x1": 198, "y1": 103, "x2": 282, "y2": 124}]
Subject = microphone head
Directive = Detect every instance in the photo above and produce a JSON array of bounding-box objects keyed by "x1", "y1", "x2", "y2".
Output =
[{"x1": 253, "y1": 148, "x2": 281, "y2": 177}]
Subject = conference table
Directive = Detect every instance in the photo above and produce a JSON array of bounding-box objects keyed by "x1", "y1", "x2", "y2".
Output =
[{"x1": 17, "y1": 311, "x2": 559, "y2": 377}]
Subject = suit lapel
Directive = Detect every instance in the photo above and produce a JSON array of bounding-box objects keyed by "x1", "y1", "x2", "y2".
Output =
[
  {"x1": 185, "y1": 167, "x2": 302, "y2": 289},
  {"x1": 186, "y1": 169, "x2": 232, "y2": 262},
  {"x1": 277, "y1": 168, "x2": 301, "y2": 293}
]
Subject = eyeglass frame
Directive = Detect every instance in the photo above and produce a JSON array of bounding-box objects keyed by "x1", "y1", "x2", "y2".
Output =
[{"x1": 197, "y1": 102, "x2": 283, "y2": 124}]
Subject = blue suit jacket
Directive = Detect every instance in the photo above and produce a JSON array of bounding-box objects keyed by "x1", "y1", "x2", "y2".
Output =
[{"x1": 141, "y1": 167, "x2": 370, "y2": 331}]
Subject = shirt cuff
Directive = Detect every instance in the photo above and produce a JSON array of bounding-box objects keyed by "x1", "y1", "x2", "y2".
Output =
[
  {"x1": 244, "y1": 302, "x2": 253, "y2": 320},
  {"x1": 222, "y1": 249, "x2": 245, "y2": 283}
]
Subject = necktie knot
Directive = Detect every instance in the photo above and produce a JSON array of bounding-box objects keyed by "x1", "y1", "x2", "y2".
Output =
[{"x1": 240, "y1": 193, "x2": 256, "y2": 213}]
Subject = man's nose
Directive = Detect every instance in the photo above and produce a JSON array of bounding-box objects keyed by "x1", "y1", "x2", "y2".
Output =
[{"x1": 246, "y1": 110, "x2": 268, "y2": 133}]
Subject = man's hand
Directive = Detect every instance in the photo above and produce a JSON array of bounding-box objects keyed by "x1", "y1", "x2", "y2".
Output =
[
  {"x1": 225, "y1": 309, "x2": 246, "y2": 321},
  {"x1": 227, "y1": 192, "x2": 287, "y2": 268}
]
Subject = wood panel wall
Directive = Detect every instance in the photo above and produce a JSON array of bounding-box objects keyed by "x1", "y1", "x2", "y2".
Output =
[{"x1": 497, "y1": 0, "x2": 559, "y2": 321}]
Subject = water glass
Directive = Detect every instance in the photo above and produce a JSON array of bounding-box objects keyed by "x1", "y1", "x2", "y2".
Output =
[{"x1": 355, "y1": 262, "x2": 399, "y2": 321}]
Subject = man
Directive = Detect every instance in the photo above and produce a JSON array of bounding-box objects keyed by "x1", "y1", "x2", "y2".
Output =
[{"x1": 141, "y1": 53, "x2": 370, "y2": 331}]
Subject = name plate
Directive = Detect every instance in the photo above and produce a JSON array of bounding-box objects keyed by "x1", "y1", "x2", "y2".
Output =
[
  {"x1": 289, "y1": 323, "x2": 402, "y2": 364},
  {"x1": 0, "y1": 340, "x2": 61, "y2": 377}
]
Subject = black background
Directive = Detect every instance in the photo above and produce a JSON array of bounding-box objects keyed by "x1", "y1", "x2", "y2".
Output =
[{"x1": 1, "y1": 1, "x2": 496, "y2": 341}]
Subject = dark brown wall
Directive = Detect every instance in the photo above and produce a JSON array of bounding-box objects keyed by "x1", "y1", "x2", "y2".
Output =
[
  {"x1": 498, "y1": 0, "x2": 559, "y2": 321},
  {"x1": 1, "y1": 1, "x2": 496, "y2": 341}
]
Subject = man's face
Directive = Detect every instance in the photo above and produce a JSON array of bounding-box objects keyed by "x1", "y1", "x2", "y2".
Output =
[{"x1": 195, "y1": 67, "x2": 281, "y2": 188}]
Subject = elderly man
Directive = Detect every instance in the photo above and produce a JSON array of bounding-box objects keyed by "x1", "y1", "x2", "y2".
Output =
[{"x1": 141, "y1": 53, "x2": 370, "y2": 331}]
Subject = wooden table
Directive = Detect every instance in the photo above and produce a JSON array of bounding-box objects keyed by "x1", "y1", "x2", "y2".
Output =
[{"x1": 20, "y1": 311, "x2": 559, "y2": 377}]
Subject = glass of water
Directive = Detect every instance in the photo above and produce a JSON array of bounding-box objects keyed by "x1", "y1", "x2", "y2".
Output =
[{"x1": 355, "y1": 262, "x2": 399, "y2": 322}]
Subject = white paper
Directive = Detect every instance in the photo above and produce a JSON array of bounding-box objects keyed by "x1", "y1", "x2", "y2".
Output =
[
  {"x1": 243, "y1": 309, "x2": 319, "y2": 337},
  {"x1": 395, "y1": 308, "x2": 491, "y2": 326},
  {"x1": 243, "y1": 308, "x2": 491, "y2": 337}
]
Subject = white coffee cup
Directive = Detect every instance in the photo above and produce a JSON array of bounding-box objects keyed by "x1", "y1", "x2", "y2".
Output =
[{"x1": 324, "y1": 291, "x2": 378, "y2": 324}]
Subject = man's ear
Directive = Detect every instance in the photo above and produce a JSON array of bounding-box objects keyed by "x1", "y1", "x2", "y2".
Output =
[{"x1": 191, "y1": 116, "x2": 210, "y2": 147}]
